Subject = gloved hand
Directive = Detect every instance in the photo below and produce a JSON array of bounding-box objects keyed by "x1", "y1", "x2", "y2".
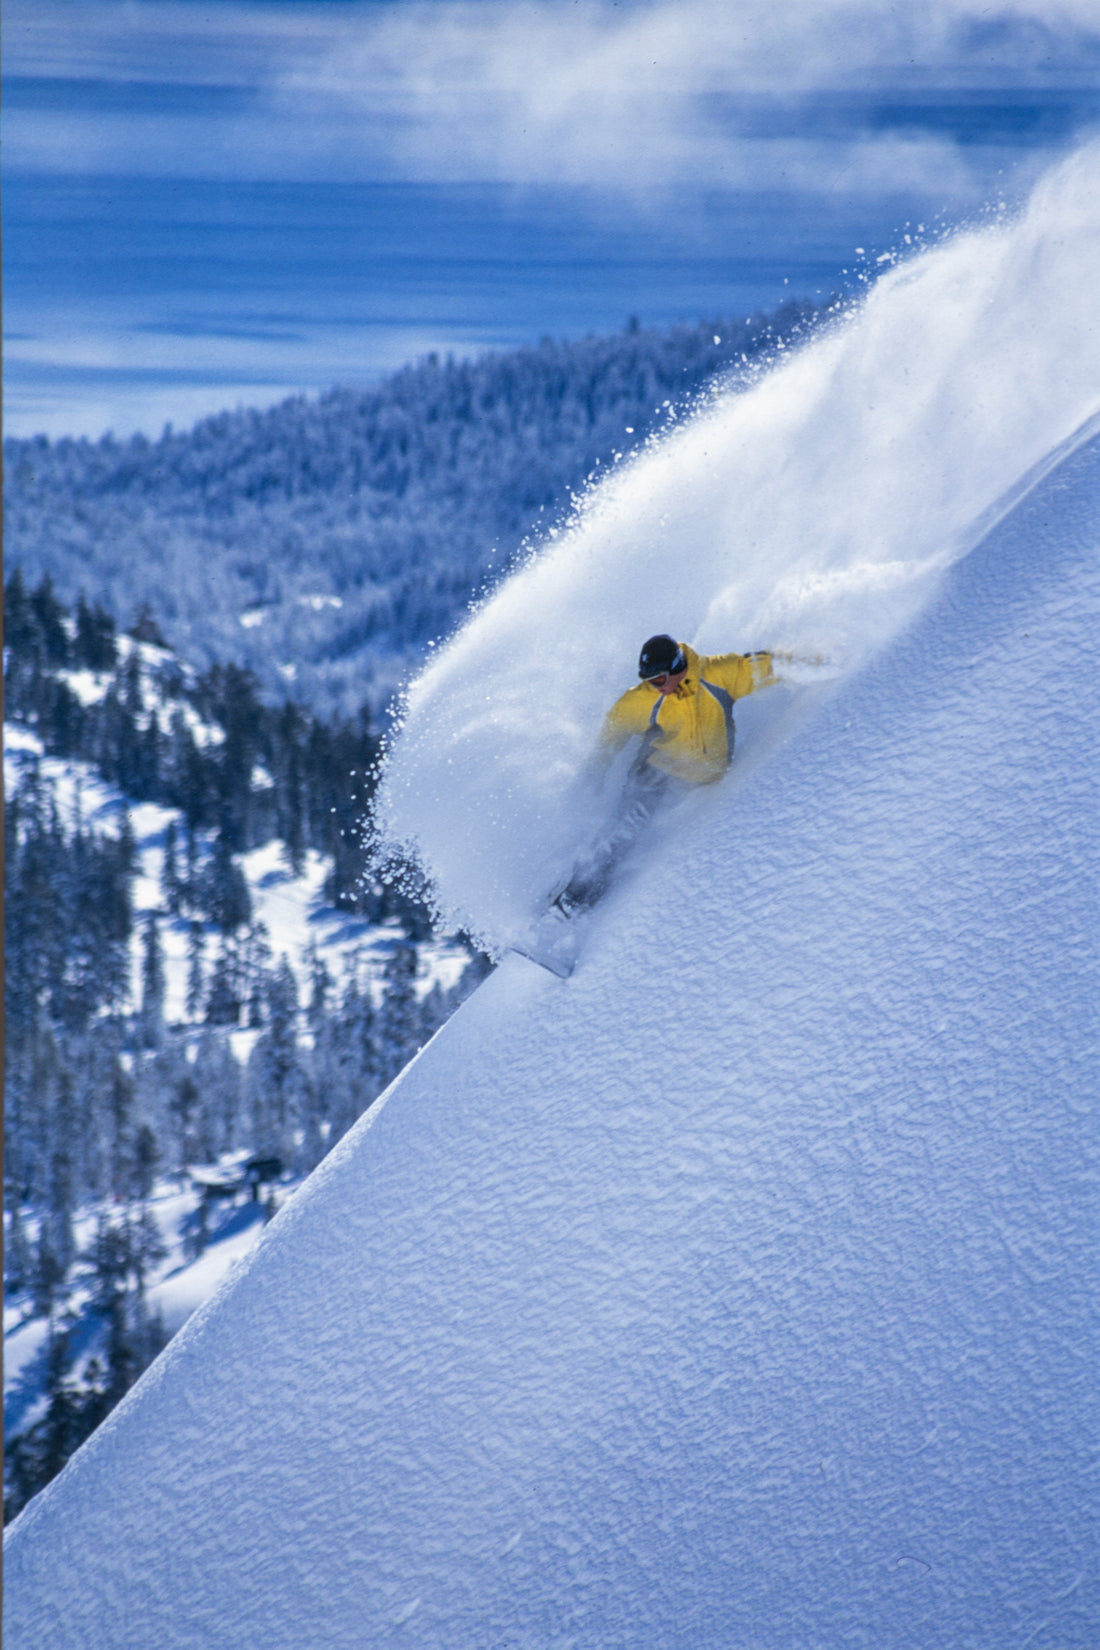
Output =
[{"x1": 775, "y1": 649, "x2": 829, "y2": 670}]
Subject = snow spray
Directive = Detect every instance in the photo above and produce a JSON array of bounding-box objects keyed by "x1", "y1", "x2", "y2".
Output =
[{"x1": 376, "y1": 140, "x2": 1100, "y2": 948}]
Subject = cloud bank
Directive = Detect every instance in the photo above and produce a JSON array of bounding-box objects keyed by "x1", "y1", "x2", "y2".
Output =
[{"x1": 5, "y1": 0, "x2": 1099, "y2": 190}]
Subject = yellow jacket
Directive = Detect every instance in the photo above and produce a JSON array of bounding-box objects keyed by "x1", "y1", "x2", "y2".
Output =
[{"x1": 599, "y1": 643, "x2": 779, "y2": 784}]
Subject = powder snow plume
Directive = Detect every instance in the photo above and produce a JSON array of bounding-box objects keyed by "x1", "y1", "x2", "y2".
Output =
[{"x1": 376, "y1": 141, "x2": 1100, "y2": 947}]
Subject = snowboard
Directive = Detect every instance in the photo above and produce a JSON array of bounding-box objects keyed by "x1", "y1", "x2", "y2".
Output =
[{"x1": 508, "y1": 902, "x2": 581, "y2": 979}]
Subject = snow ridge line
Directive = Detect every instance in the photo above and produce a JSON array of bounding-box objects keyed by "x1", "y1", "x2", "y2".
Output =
[{"x1": 957, "y1": 401, "x2": 1100, "y2": 567}]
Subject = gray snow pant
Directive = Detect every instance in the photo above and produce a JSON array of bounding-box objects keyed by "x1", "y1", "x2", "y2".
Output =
[{"x1": 554, "y1": 759, "x2": 677, "y2": 914}]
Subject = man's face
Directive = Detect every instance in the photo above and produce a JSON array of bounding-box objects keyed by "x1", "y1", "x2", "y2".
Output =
[{"x1": 647, "y1": 666, "x2": 687, "y2": 696}]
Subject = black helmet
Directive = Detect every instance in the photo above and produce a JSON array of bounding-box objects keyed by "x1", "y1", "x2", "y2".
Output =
[{"x1": 638, "y1": 634, "x2": 686, "y2": 679}]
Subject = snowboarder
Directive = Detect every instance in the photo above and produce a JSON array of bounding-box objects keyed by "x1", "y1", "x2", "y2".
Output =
[{"x1": 549, "y1": 634, "x2": 787, "y2": 917}]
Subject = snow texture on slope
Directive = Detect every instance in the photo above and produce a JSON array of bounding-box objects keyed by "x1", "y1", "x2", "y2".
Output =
[{"x1": 5, "y1": 148, "x2": 1099, "y2": 1650}]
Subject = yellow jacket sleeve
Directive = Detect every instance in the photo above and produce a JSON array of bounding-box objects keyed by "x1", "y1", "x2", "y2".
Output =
[{"x1": 700, "y1": 651, "x2": 778, "y2": 698}]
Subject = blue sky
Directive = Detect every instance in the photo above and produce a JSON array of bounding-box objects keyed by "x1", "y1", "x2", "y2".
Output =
[{"x1": 4, "y1": 0, "x2": 1099, "y2": 438}]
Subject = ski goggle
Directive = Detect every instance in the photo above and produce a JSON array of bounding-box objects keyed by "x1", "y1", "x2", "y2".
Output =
[{"x1": 644, "y1": 656, "x2": 686, "y2": 688}]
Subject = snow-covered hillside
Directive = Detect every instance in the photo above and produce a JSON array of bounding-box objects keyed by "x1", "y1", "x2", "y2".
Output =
[
  {"x1": 5, "y1": 145, "x2": 1099, "y2": 1648},
  {"x1": 3, "y1": 718, "x2": 467, "y2": 1038}
]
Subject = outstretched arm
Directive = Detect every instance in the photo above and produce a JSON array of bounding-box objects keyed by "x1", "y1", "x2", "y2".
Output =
[
  {"x1": 703, "y1": 650, "x2": 780, "y2": 697},
  {"x1": 706, "y1": 648, "x2": 829, "y2": 697}
]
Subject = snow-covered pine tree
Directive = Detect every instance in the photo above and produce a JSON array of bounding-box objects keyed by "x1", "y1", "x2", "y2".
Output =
[
  {"x1": 309, "y1": 955, "x2": 380, "y2": 1147},
  {"x1": 247, "y1": 957, "x2": 304, "y2": 1163},
  {"x1": 192, "y1": 1031, "x2": 244, "y2": 1162}
]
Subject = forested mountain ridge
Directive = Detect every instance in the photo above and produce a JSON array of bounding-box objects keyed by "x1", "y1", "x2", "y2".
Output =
[
  {"x1": 3, "y1": 568, "x2": 386, "y2": 910},
  {"x1": 4, "y1": 301, "x2": 832, "y2": 716}
]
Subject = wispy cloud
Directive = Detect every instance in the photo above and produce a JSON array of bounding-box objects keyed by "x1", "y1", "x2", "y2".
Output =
[{"x1": 5, "y1": 0, "x2": 1100, "y2": 191}]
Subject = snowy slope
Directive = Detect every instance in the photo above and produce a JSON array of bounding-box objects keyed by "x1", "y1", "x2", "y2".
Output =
[
  {"x1": 5, "y1": 148, "x2": 1100, "y2": 1648},
  {"x1": 379, "y1": 142, "x2": 1100, "y2": 950}
]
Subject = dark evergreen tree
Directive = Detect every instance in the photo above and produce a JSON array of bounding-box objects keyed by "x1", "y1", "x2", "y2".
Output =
[
  {"x1": 419, "y1": 980, "x2": 449, "y2": 1044},
  {"x1": 200, "y1": 830, "x2": 252, "y2": 932},
  {"x1": 3, "y1": 1341, "x2": 116, "y2": 1522},
  {"x1": 161, "y1": 817, "x2": 183, "y2": 914},
  {"x1": 248, "y1": 957, "x2": 302, "y2": 1161},
  {"x1": 26, "y1": 1050, "x2": 79, "y2": 1317},
  {"x1": 306, "y1": 941, "x2": 332, "y2": 1031},
  {"x1": 73, "y1": 592, "x2": 118, "y2": 671},
  {"x1": 140, "y1": 910, "x2": 166, "y2": 1047},
  {"x1": 4, "y1": 1196, "x2": 34, "y2": 1295},
  {"x1": 44, "y1": 1068, "x2": 78, "y2": 1282},
  {"x1": 32, "y1": 1229, "x2": 66, "y2": 1320},
  {"x1": 242, "y1": 922, "x2": 273, "y2": 1029},
  {"x1": 274, "y1": 701, "x2": 308, "y2": 875},
  {"x1": 183, "y1": 818, "x2": 201, "y2": 900},
  {"x1": 377, "y1": 942, "x2": 421, "y2": 1090},
  {"x1": 185, "y1": 920, "x2": 206, "y2": 1021},
  {"x1": 120, "y1": 648, "x2": 144, "y2": 719},
  {"x1": 170, "y1": 1073, "x2": 201, "y2": 1175},
  {"x1": 128, "y1": 602, "x2": 167, "y2": 647},
  {"x1": 28, "y1": 573, "x2": 70, "y2": 668},
  {"x1": 309, "y1": 958, "x2": 380, "y2": 1148},
  {"x1": 164, "y1": 714, "x2": 210, "y2": 835},
  {"x1": 131, "y1": 1122, "x2": 159, "y2": 1203},
  {"x1": 205, "y1": 938, "x2": 242, "y2": 1027},
  {"x1": 4, "y1": 567, "x2": 34, "y2": 653}
]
